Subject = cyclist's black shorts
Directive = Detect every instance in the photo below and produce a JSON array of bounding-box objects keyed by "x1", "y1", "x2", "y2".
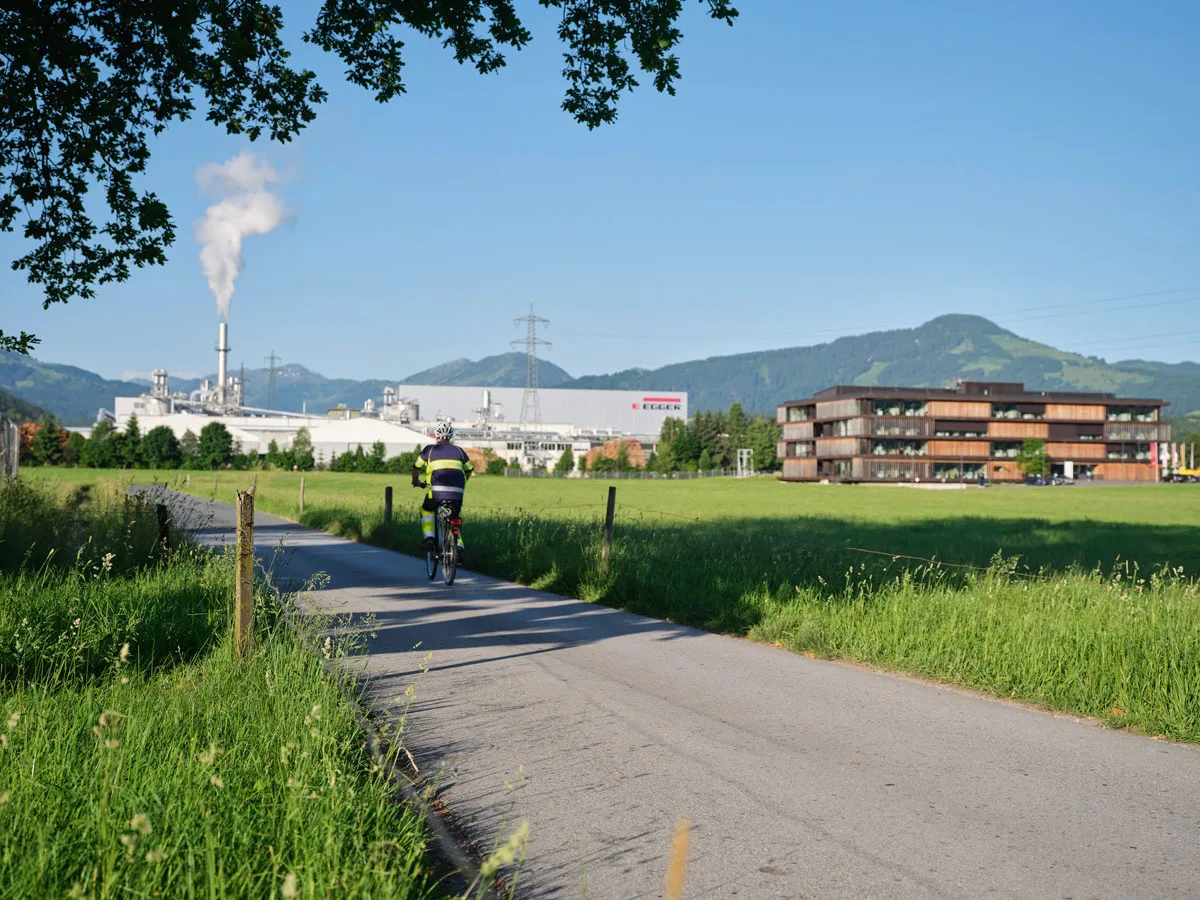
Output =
[{"x1": 422, "y1": 493, "x2": 462, "y2": 517}]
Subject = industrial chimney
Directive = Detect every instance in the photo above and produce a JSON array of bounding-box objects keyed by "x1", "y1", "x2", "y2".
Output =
[{"x1": 217, "y1": 322, "x2": 229, "y2": 406}]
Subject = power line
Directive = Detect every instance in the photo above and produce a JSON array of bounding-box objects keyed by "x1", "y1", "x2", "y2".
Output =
[{"x1": 558, "y1": 286, "x2": 1200, "y2": 346}]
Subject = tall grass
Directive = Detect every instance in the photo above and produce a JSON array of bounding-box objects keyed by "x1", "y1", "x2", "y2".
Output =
[
  {"x1": 0, "y1": 626, "x2": 437, "y2": 898},
  {"x1": 0, "y1": 478, "x2": 445, "y2": 898},
  {"x1": 131, "y1": 470, "x2": 1200, "y2": 743}
]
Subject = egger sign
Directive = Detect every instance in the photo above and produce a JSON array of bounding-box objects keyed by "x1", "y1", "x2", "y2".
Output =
[{"x1": 633, "y1": 397, "x2": 683, "y2": 411}]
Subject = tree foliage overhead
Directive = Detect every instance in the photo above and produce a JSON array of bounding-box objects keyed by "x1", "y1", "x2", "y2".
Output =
[{"x1": 0, "y1": 0, "x2": 737, "y2": 352}]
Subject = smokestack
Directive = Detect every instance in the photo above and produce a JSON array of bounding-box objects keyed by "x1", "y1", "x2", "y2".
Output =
[{"x1": 217, "y1": 322, "x2": 229, "y2": 406}]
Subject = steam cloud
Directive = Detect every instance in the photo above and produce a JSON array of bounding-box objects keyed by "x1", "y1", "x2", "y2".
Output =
[{"x1": 195, "y1": 151, "x2": 286, "y2": 321}]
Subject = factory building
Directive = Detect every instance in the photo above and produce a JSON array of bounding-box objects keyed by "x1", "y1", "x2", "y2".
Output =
[
  {"x1": 385, "y1": 384, "x2": 687, "y2": 436},
  {"x1": 777, "y1": 381, "x2": 1170, "y2": 483},
  {"x1": 109, "y1": 323, "x2": 686, "y2": 469}
]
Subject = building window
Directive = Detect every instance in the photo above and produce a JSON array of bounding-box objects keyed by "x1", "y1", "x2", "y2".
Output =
[
  {"x1": 992, "y1": 403, "x2": 1044, "y2": 420},
  {"x1": 991, "y1": 441, "x2": 1022, "y2": 458},
  {"x1": 1107, "y1": 406, "x2": 1158, "y2": 423},
  {"x1": 786, "y1": 441, "x2": 815, "y2": 457},
  {"x1": 871, "y1": 399, "x2": 928, "y2": 417},
  {"x1": 873, "y1": 417, "x2": 930, "y2": 436},
  {"x1": 933, "y1": 462, "x2": 985, "y2": 480},
  {"x1": 1107, "y1": 443, "x2": 1152, "y2": 461},
  {"x1": 871, "y1": 440, "x2": 927, "y2": 457},
  {"x1": 787, "y1": 406, "x2": 813, "y2": 422},
  {"x1": 935, "y1": 428, "x2": 986, "y2": 437}
]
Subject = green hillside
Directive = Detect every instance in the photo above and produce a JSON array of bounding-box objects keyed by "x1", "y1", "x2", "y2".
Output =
[
  {"x1": 565, "y1": 315, "x2": 1200, "y2": 418},
  {"x1": 400, "y1": 352, "x2": 571, "y2": 388},
  {"x1": 0, "y1": 352, "x2": 144, "y2": 425},
  {"x1": 7, "y1": 318, "x2": 1196, "y2": 424},
  {"x1": 168, "y1": 354, "x2": 570, "y2": 413},
  {"x1": 0, "y1": 389, "x2": 51, "y2": 423}
]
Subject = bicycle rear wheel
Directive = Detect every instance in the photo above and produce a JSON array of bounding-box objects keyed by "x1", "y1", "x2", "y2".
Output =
[
  {"x1": 439, "y1": 506, "x2": 457, "y2": 586},
  {"x1": 425, "y1": 516, "x2": 438, "y2": 580}
]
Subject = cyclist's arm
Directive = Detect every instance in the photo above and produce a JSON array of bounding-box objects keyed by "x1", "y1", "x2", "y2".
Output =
[
  {"x1": 463, "y1": 453, "x2": 474, "y2": 482},
  {"x1": 412, "y1": 448, "x2": 428, "y2": 487}
]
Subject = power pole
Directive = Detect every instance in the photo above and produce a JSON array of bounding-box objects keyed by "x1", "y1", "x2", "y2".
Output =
[
  {"x1": 264, "y1": 350, "x2": 281, "y2": 411},
  {"x1": 512, "y1": 305, "x2": 551, "y2": 425}
]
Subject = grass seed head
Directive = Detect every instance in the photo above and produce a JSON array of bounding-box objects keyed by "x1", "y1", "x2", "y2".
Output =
[
  {"x1": 280, "y1": 872, "x2": 299, "y2": 899},
  {"x1": 0, "y1": 791, "x2": 9, "y2": 804},
  {"x1": 131, "y1": 813, "x2": 151, "y2": 835},
  {"x1": 480, "y1": 821, "x2": 530, "y2": 878},
  {"x1": 5, "y1": 711, "x2": 19, "y2": 730},
  {"x1": 145, "y1": 849, "x2": 167, "y2": 864}
]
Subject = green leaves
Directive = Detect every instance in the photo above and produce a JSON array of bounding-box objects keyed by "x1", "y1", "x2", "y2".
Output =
[{"x1": 2, "y1": 0, "x2": 736, "y2": 350}]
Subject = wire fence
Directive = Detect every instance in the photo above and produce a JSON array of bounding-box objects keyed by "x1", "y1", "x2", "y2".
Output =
[
  {"x1": 473, "y1": 495, "x2": 1053, "y2": 579},
  {"x1": 503, "y1": 468, "x2": 764, "y2": 480}
]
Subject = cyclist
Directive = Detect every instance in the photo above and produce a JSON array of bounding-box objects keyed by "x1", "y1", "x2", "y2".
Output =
[{"x1": 412, "y1": 422, "x2": 474, "y2": 565}]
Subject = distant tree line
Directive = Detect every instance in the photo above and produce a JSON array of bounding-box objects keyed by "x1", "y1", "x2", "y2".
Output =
[
  {"x1": 649, "y1": 402, "x2": 780, "y2": 473},
  {"x1": 20, "y1": 402, "x2": 783, "y2": 475}
]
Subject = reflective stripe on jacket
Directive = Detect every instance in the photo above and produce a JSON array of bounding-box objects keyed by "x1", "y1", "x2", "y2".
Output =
[{"x1": 414, "y1": 442, "x2": 473, "y2": 500}]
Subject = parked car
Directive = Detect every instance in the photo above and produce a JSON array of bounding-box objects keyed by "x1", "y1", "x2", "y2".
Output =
[{"x1": 1025, "y1": 475, "x2": 1047, "y2": 486}]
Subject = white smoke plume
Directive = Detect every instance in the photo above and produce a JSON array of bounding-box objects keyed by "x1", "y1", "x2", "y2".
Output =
[{"x1": 195, "y1": 151, "x2": 286, "y2": 321}]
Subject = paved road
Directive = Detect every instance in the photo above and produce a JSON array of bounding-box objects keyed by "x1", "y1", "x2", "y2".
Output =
[{"x1": 170, "y1": 491, "x2": 1199, "y2": 899}]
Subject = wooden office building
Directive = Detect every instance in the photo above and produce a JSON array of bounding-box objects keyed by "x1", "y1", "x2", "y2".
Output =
[{"x1": 776, "y1": 381, "x2": 1168, "y2": 483}]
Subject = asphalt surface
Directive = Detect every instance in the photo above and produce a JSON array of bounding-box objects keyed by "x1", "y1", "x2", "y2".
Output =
[{"x1": 165, "y1": 489, "x2": 1200, "y2": 899}]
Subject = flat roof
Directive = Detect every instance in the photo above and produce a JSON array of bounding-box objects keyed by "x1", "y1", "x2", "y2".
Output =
[{"x1": 781, "y1": 381, "x2": 1167, "y2": 407}]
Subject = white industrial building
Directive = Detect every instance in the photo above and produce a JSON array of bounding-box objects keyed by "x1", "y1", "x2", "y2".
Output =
[{"x1": 108, "y1": 323, "x2": 687, "y2": 469}]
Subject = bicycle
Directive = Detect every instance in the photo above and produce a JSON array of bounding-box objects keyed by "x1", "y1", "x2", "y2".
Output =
[{"x1": 424, "y1": 500, "x2": 462, "y2": 586}]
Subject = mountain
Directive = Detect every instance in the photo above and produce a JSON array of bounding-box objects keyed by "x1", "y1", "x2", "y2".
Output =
[
  {"x1": 168, "y1": 353, "x2": 570, "y2": 413},
  {"x1": 7, "y1": 318, "x2": 1198, "y2": 424},
  {"x1": 0, "y1": 352, "x2": 145, "y2": 425},
  {"x1": 0, "y1": 389, "x2": 52, "y2": 423},
  {"x1": 400, "y1": 353, "x2": 572, "y2": 388},
  {"x1": 563, "y1": 314, "x2": 1200, "y2": 419}
]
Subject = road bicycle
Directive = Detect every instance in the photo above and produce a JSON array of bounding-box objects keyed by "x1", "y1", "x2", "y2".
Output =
[{"x1": 425, "y1": 500, "x2": 462, "y2": 586}]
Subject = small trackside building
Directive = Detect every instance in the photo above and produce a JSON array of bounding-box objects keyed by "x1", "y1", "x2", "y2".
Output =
[{"x1": 776, "y1": 381, "x2": 1169, "y2": 483}]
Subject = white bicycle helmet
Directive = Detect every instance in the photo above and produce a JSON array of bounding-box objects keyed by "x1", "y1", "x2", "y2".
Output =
[{"x1": 434, "y1": 421, "x2": 455, "y2": 441}]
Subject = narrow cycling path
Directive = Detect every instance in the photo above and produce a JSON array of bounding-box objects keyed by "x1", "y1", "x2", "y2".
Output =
[{"x1": 165, "y1": 489, "x2": 1199, "y2": 899}]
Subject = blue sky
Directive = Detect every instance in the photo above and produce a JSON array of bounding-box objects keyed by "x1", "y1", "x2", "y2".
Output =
[{"x1": 3, "y1": 0, "x2": 1199, "y2": 381}]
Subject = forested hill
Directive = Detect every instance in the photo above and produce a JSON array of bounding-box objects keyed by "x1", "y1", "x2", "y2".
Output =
[
  {"x1": 564, "y1": 315, "x2": 1200, "y2": 418},
  {"x1": 0, "y1": 389, "x2": 52, "y2": 423},
  {"x1": 0, "y1": 351, "x2": 144, "y2": 425},
  {"x1": 169, "y1": 353, "x2": 571, "y2": 414},
  {"x1": 8, "y1": 317, "x2": 1198, "y2": 424},
  {"x1": 399, "y1": 353, "x2": 572, "y2": 388}
]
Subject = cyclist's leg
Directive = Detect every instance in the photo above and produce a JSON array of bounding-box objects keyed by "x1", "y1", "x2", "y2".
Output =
[
  {"x1": 420, "y1": 492, "x2": 436, "y2": 546},
  {"x1": 447, "y1": 499, "x2": 464, "y2": 564},
  {"x1": 449, "y1": 499, "x2": 464, "y2": 548}
]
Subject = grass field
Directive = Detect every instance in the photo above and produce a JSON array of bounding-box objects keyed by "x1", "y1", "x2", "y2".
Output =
[
  {"x1": 0, "y1": 477, "x2": 449, "y2": 898},
  {"x1": 28, "y1": 469, "x2": 1200, "y2": 743}
]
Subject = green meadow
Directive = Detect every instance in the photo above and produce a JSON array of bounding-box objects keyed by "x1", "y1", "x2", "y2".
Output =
[{"x1": 28, "y1": 469, "x2": 1200, "y2": 743}]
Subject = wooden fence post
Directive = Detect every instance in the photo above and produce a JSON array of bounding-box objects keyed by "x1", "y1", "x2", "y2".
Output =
[
  {"x1": 299, "y1": 475, "x2": 305, "y2": 514},
  {"x1": 384, "y1": 485, "x2": 393, "y2": 528},
  {"x1": 235, "y1": 488, "x2": 255, "y2": 658},
  {"x1": 156, "y1": 503, "x2": 170, "y2": 556},
  {"x1": 602, "y1": 485, "x2": 616, "y2": 577}
]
